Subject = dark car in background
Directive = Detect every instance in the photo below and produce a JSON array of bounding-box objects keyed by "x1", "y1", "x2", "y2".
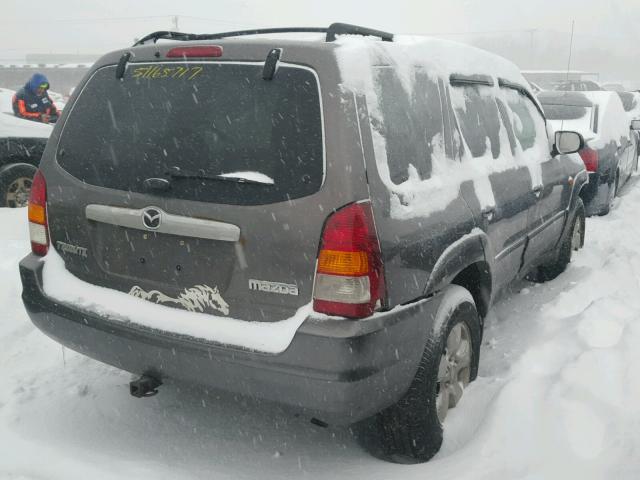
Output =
[
  {"x1": 0, "y1": 136, "x2": 45, "y2": 207},
  {"x1": 0, "y1": 87, "x2": 52, "y2": 207},
  {"x1": 539, "y1": 91, "x2": 638, "y2": 215},
  {"x1": 19, "y1": 24, "x2": 588, "y2": 464}
]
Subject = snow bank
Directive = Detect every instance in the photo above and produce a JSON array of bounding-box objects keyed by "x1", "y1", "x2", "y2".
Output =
[
  {"x1": 4, "y1": 175, "x2": 640, "y2": 477},
  {"x1": 40, "y1": 248, "x2": 310, "y2": 354},
  {"x1": 335, "y1": 36, "x2": 548, "y2": 219},
  {"x1": 0, "y1": 87, "x2": 53, "y2": 138}
]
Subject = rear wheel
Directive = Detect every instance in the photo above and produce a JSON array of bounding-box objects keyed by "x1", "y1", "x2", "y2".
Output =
[
  {"x1": 0, "y1": 163, "x2": 37, "y2": 208},
  {"x1": 536, "y1": 198, "x2": 585, "y2": 281},
  {"x1": 356, "y1": 285, "x2": 481, "y2": 464}
]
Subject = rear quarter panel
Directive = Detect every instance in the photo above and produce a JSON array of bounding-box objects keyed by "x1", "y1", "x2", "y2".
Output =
[{"x1": 354, "y1": 96, "x2": 479, "y2": 307}]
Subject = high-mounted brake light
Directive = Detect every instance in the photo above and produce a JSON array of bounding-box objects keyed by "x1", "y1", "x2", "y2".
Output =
[
  {"x1": 579, "y1": 148, "x2": 599, "y2": 172},
  {"x1": 166, "y1": 46, "x2": 223, "y2": 58},
  {"x1": 28, "y1": 169, "x2": 48, "y2": 256},
  {"x1": 313, "y1": 201, "x2": 386, "y2": 319}
]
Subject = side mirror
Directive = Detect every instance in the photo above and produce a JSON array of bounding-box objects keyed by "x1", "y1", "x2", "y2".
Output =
[
  {"x1": 631, "y1": 119, "x2": 640, "y2": 131},
  {"x1": 554, "y1": 131, "x2": 584, "y2": 155}
]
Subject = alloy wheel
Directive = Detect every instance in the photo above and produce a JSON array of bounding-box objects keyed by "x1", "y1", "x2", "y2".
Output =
[
  {"x1": 5, "y1": 176, "x2": 32, "y2": 208},
  {"x1": 435, "y1": 321, "x2": 472, "y2": 424}
]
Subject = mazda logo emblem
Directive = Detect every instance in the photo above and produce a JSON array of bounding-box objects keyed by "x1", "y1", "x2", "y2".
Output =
[{"x1": 142, "y1": 207, "x2": 162, "y2": 230}]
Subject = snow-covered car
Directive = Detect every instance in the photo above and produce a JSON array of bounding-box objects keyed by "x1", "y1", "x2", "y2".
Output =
[
  {"x1": 602, "y1": 83, "x2": 627, "y2": 92},
  {"x1": 617, "y1": 91, "x2": 640, "y2": 162},
  {"x1": 552, "y1": 79, "x2": 604, "y2": 91},
  {"x1": 0, "y1": 87, "x2": 52, "y2": 207},
  {"x1": 19, "y1": 23, "x2": 588, "y2": 464},
  {"x1": 539, "y1": 91, "x2": 639, "y2": 215}
]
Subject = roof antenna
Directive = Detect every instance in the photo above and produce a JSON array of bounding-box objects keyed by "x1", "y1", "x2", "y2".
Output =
[
  {"x1": 564, "y1": 20, "x2": 576, "y2": 85},
  {"x1": 560, "y1": 20, "x2": 576, "y2": 132}
]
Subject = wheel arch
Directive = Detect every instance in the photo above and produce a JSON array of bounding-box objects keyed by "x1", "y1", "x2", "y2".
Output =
[
  {"x1": 424, "y1": 230, "x2": 493, "y2": 320},
  {"x1": 572, "y1": 169, "x2": 589, "y2": 210}
]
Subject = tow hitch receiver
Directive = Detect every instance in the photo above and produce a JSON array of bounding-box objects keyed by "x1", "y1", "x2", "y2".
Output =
[{"x1": 130, "y1": 374, "x2": 162, "y2": 398}]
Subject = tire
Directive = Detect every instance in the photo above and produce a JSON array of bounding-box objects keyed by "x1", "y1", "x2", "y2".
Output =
[
  {"x1": 0, "y1": 163, "x2": 37, "y2": 208},
  {"x1": 356, "y1": 285, "x2": 482, "y2": 464},
  {"x1": 536, "y1": 197, "x2": 585, "y2": 281},
  {"x1": 596, "y1": 176, "x2": 616, "y2": 216}
]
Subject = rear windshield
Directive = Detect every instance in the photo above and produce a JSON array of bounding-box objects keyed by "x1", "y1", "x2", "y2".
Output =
[
  {"x1": 541, "y1": 103, "x2": 591, "y2": 121},
  {"x1": 57, "y1": 62, "x2": 323, "y2": 205}
]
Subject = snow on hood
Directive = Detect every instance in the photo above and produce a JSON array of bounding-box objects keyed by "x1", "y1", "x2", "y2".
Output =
[
  {"x1": 0, "y1": 88, "x2": 53, "y2": 138},
  {"x1": 334, "y1": 35, "x2": 549, "y2": 219}
]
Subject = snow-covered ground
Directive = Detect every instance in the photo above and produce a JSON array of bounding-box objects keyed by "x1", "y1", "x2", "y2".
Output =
[{"x1": 2, "y1": 178, "x2": 640, "y2": 479}]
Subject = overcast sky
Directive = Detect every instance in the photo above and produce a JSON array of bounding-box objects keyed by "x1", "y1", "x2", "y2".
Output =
[{"x1": 2, "y1": 0, "x2": 640, "y2": 79}]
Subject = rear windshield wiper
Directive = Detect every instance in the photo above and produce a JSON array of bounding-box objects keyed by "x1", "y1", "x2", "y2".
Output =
[{"x1": 165, "y1": 167, "x2": 269, "y2": 185}]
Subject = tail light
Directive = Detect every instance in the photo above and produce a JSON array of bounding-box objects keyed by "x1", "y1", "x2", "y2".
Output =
[
  {"x1": 579, "y1": 148, "x2": 599, "y2": 172},
  {"x1": 313, "y1": 201, "x2": 386, "y2": 318},
  {"x1": 28, "y1": 169, "x2": 48, "y2": 256},
  {"x1": 166, "y1": 46, "x2": 223, "y2": 58}
]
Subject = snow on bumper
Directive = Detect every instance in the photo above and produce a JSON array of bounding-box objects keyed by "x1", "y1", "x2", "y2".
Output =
[
  {"x1": 20, "y1": 253, "x2": 439, "y2": 424},
  {"x1": 40, "y1": 248, "x2": 310, "y2": 354}
]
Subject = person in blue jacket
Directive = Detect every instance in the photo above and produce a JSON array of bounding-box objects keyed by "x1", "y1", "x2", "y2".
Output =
[{"x1": 11, "y1": 73, "x2": 59, "y2": 123}]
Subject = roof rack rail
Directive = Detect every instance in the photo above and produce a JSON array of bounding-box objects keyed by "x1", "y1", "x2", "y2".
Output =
[
  {"x1": 497, "y1": 77, "x2": 546, "y2": 117},
  {"x1": 133, "y1": 23, "x2": 393, "y2": 46}
]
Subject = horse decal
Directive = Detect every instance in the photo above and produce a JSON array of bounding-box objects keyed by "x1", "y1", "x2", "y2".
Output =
[{"x1": 128, "y1": 284, "x2": 230, "y2": 316}]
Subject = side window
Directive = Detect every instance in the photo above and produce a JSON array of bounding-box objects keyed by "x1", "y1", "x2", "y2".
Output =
[
  {"x1": 373, "y1": 67, "x2": 445, "y2": 184},
  {"x1": 452, "y1": 85, "x2": 501, "y2": 159},
  {"x1": 505, "y1": 91, "x2": 538, "y2": 151},
  {"x1": 496, "y1": 98, "x2": 517, "y2": 155},
  {"x1": 440, "y1": 79, "x2": 465, "y2": 161},
  {"x1": 413, "y1": 69, "x2": 447, "y2": 170}
]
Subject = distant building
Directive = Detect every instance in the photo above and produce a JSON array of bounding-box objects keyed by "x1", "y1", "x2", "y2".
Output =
[
  {"x1": 24, "y1": 53, "x2": 99, "y2": 65},
  {"x1": 0, "y1": 54, "x2": 99, "y2": 95}
]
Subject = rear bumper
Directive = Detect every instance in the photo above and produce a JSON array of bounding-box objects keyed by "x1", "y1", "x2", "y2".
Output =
[{"x1": 20, "y1": 254, "x2": 441, "y2": 424}]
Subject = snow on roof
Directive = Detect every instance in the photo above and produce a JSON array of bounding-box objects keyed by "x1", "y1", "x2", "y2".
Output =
[
  {"x1": 522, "y1": 70, "x2": 597, "y2": 74},
  {"x1": 538, "y1": 91, "x2": 594, "y2": 107},
  {"x1": 335, "y1": 35, "x2": 528, "y2": 93}
]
